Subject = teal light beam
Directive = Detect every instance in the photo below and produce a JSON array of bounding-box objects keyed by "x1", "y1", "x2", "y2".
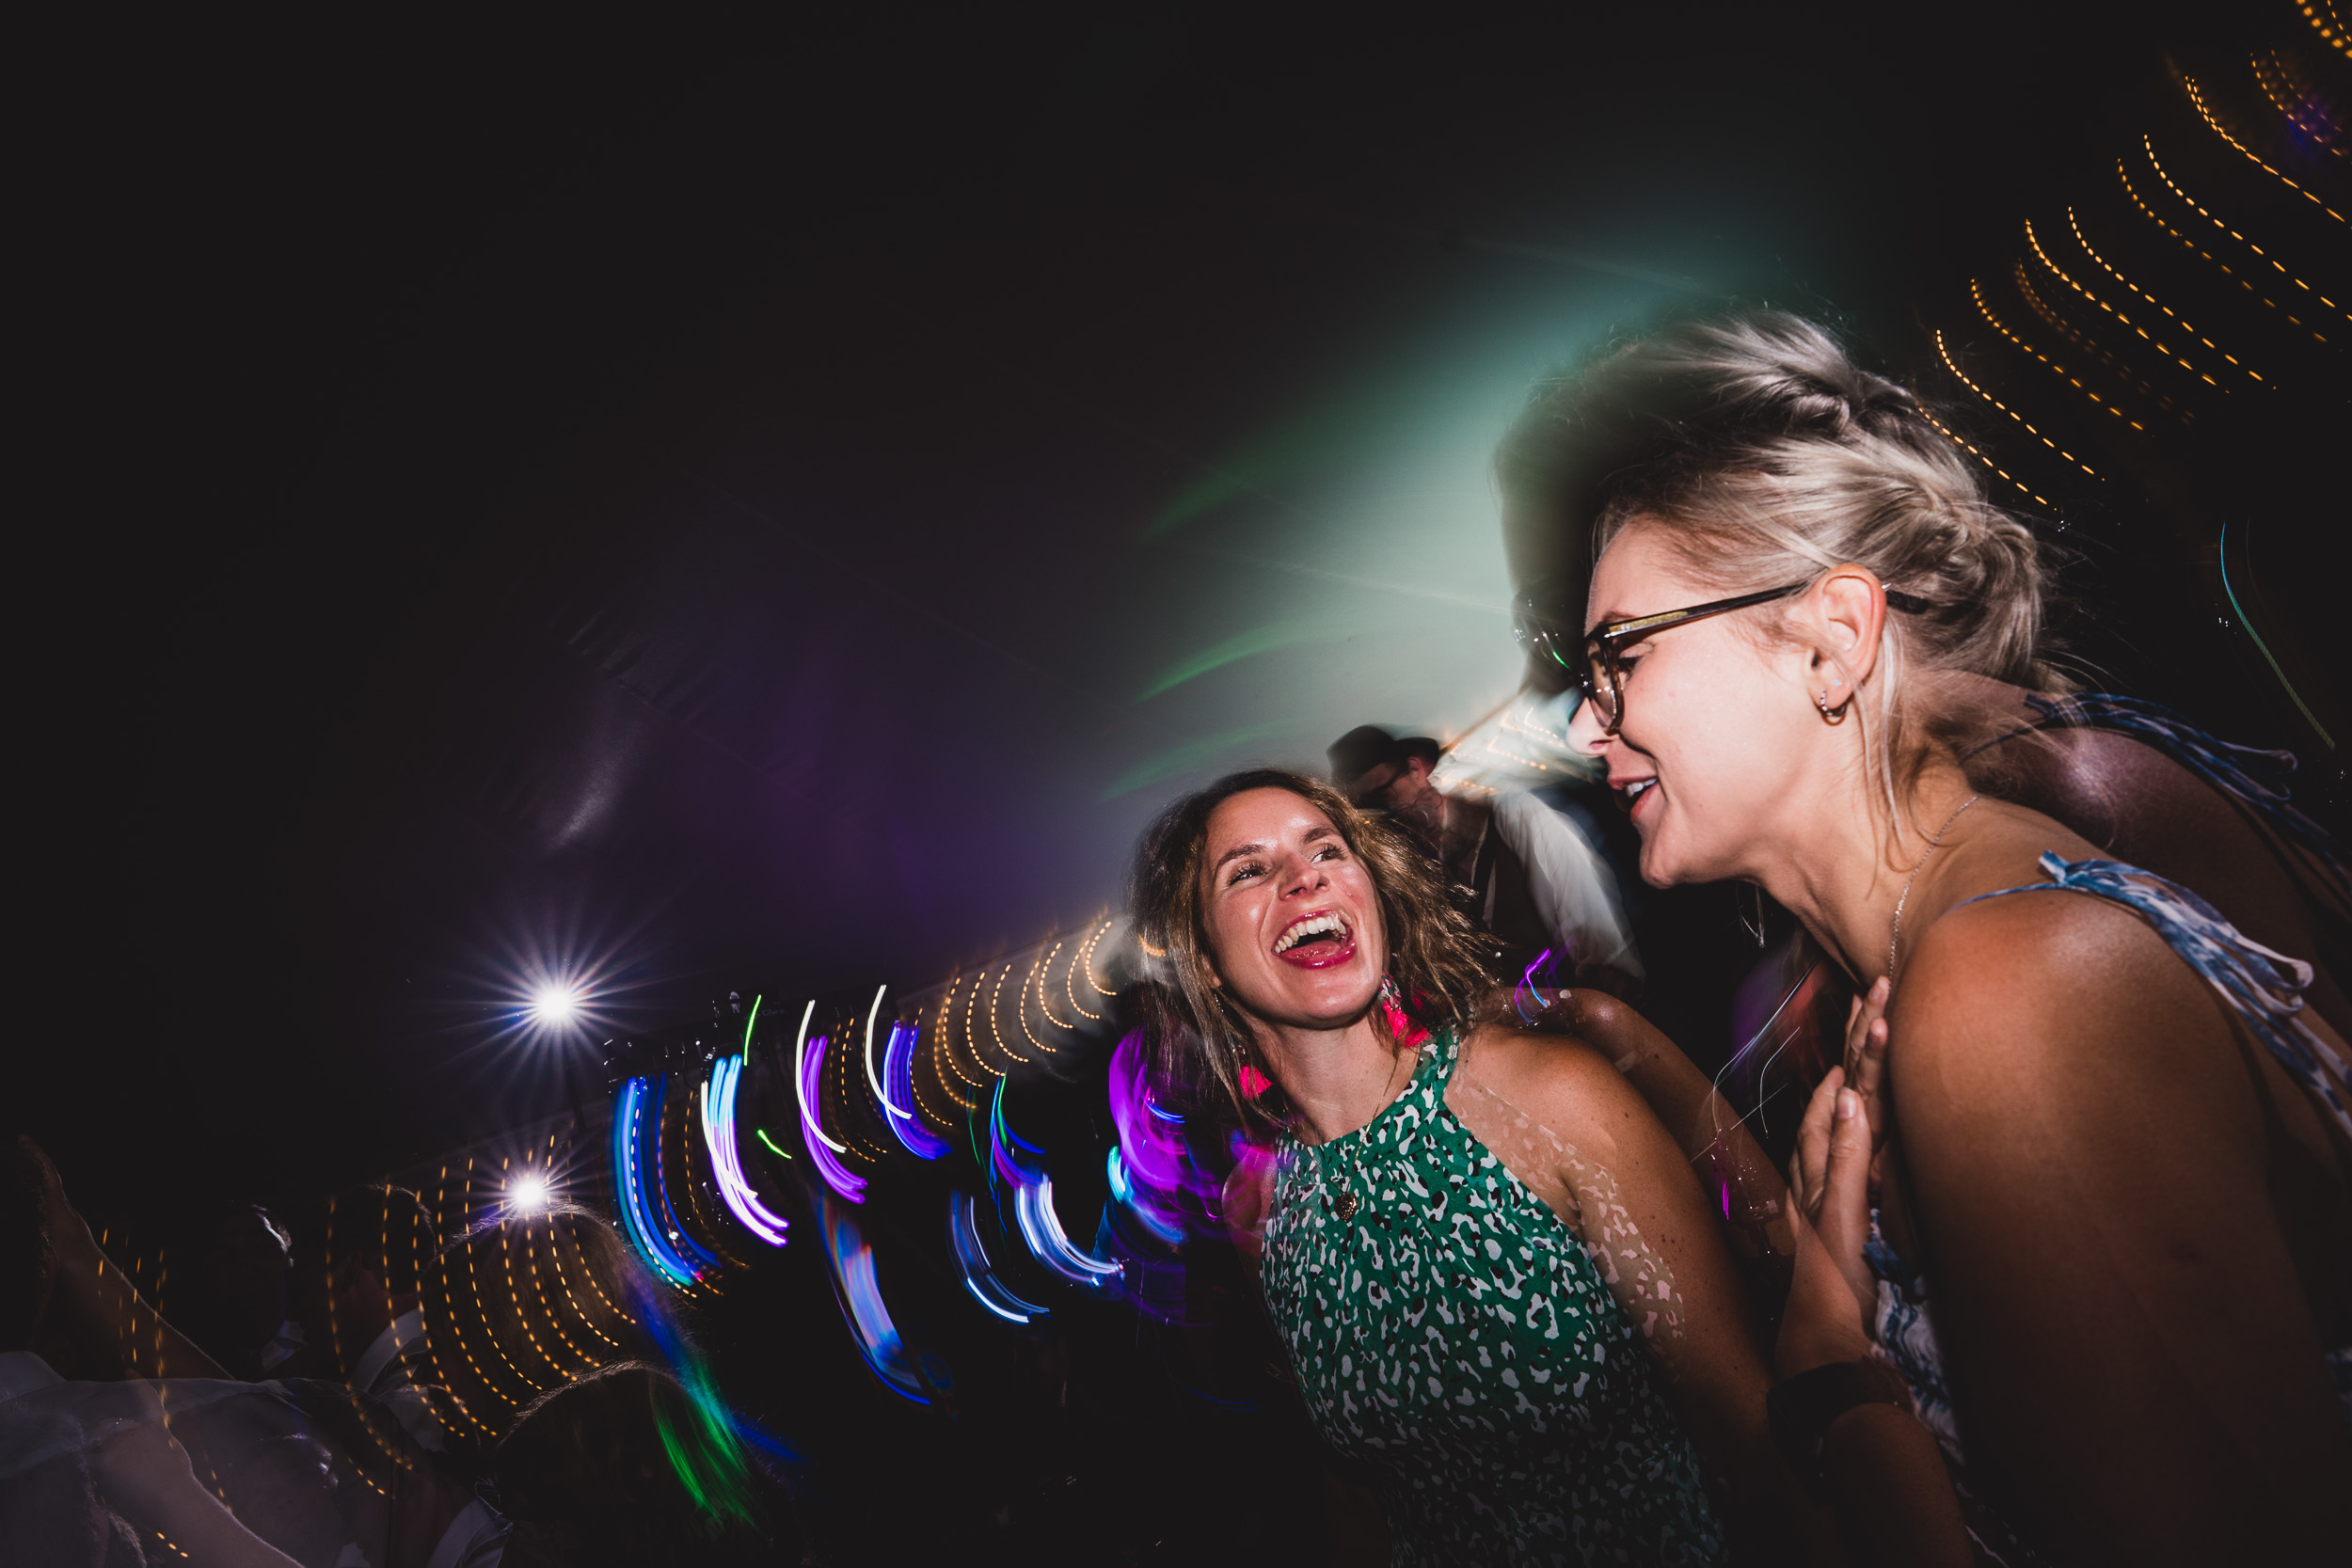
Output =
[{"x1": 1101, "y1": 720, "x2": 1296, "y2": 800}]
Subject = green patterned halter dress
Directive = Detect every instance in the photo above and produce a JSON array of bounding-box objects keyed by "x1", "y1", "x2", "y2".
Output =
[{"x1": 1259, "y1": 1030, "x2": 1725, "y2": 1566}]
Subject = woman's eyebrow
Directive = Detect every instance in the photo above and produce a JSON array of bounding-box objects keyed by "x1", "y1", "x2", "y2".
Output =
[{"x1": 1210, "y1": 840, "x2": 1269, "y2": 875}]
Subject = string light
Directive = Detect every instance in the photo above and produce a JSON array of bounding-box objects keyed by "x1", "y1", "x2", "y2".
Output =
[
  {"x1": 2143, "y1": 138, "x2": 2344, "y2": 320},
  {"x1": 1915, "y1": 398, "x2": 2053, "y2": 508},
  {"x1": 614, "y1": 1079, "x2": 705, "y2": 1291},
  {"x1": 458, "y1": 1157, "x2": 549, "y2": 1404},
  {"x1": 1082, "y1": 920, "x2": 1120, "y2": 996},
  {"x1": 987, "y1": 962, "x2": 1033, "y2": 1066},
  {"x1": 2182, "y1": 74, "x2": 2345, "y2": 224},
  {"x1": 2011, "y1": 253, "x2": 2180, "y2": 413},
  {"x1": 417, "y1": 1166, "x2": 498, "y2": 1439},
  {"x1": 1972, "y1": 277, "x2": 2147, "y2": 431},
  {"x1": 1064, "y1": 928, "x2": 1104, "y2": 1022},
  {"x1": 2025, "y1": 218, "x2": 2216, "y2": 385},
  {"x1": 1015, "y1": 953, "x2": 1059, "y2": 1055},
  {"x1": 2064, "y1": 208, "x2": 2261, "y2": 382},
  {"x1": 490, "y1": 1163, "x2": 568, "y2": 1386},
  {"x1": 2253, "y1": 49, "x2": 2343, "y2": 156},
  {"x1": 1931, "y1": 329, "x2": 2097, "y2": 481},
  {"x1": 2119, "y1": 157, "x2": 2326, "y2": 342},
  {"x1": 2301, "y1": 1, "x2": 2349, "y2": 59},
  {"x1": 1035, "y1": 942, "x2": 1073, "y2": 1030},
  {"x1": 655, "y1": 1079, "x2": 727, "y2": 1279},
  {"x1": 522, "y1": 1218, "x2": 601, "y2": 1371}
]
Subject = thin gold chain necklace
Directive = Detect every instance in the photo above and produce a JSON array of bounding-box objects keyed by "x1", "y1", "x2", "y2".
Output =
[{"x1": 1887, "y1": 794, "x2": 1981, "y2": 984}]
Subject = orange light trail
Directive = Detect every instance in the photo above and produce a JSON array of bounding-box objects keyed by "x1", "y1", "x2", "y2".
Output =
[
  {"x1": 2064, "y1": 208, "x2": 2259, "y2": 382},
  {"x1": 2143, "y1": 138, "x2": 2344, "y2": 318},
  {"x1": 2181, "y1": 75, "x2": 2345, "y2": 225},
  {"x1": 1931, "y1": 329, "x2": 2098, "y2": 479},
  {"x1": 1972, "y1": 277, "x2": 2147, "y2": 432},
  {"x1": 2025, "y1": 218, "x2": 2216, "y2": 385}
]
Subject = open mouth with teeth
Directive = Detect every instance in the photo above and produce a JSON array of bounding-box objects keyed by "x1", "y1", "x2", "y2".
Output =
[
  {"x1": 1618, "y1": 778, "x2": 1659, "y2": 816},
  {"x1": 1272, "y1": 911, "x2": 1355, "y2": 968}
]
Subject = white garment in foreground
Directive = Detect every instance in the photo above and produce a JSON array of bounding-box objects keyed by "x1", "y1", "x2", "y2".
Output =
[{"x1": 1486, "y1": 789, "x2": 1642, "y2": 979}]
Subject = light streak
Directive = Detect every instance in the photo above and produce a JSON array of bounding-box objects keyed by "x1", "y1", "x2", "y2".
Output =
[
  {"x1": 2302, "y1": 0, "x2": 2349, "y2": 59},
  {"x1": 790, "y1": 1000, "x2": 848, "y2": 1154},
  {"x1": 755, "y1": 1128, "x2": 794, "y2": 1159},
  {"x1": 1930, "y1": 331, "x2": 2090, "y2": 491},
  {"x1": 987, "y1": 963, "x2": 1030, "y2": 1066},
  {"x1": 1036, "y1": 942, "x2": 1073, "y2": 1029},
  {"x1": 1015, "y1": 954, "x2": 1058, "y2": 1055},
  {"x1": 1081, "y1": 920, "x2": 1119, "y2": 996},
  {"x1": 702, "y1": 1052, "x2": 791, "y2": 1246},
  {"x1": 993, "y1": 1078, "x2": 1121, "y2": 1287},
  {"x1": 2025, "y1": 217, "x2": 2216, "y2": 385},
  {"x1": 613, "y1": 1077, "x2": 704, "y2": 1290},
  {"x1": 2063, "y1": 209, "x2": 2259, "y2": 383},
  {"x1": 2143, "y1": 139, "x2": 2344, "y2": 321},
  {"x1": 883, "y1": 1021, "x2": 954, "y2": 1160},
  {"x1": 1014, "y1": 1177, "x2": 1124, "y2": 1287},
  {"x1": 1970, "y1": 278, "x2": 2145, "y2": 433},
  {"x1": 798, "y1": 1033, "x2": 868, "y2": 1202},
  {"x1": 947, "y1": 1191, "x2": 1050, "y2": 1323},
  {"x1": 2182, "y1": 74, "x2": 2345, "y2": 224},
  {"x1": 675, "y1": 1085, "x2": 748, "y2": 1271},
  {"x1": 861, "y1": 985, "x2": 889, "y2": 1107},
  {"x1": 1066, "y1": 930, "x2": 1104, "y2": 1022},
  {"x1": 2119, "y1": 158, "x2": 2326, "y2": 342},
  {"x1": 2254, "y1": 49, "x2": 2343, "y2": 156},
  {"x1": 1105, "y1": 1148, "x2": 1187, "y2": 1246},
  {"x1": 2010, "y1": 257, "x2": 2177, "y2": 413},
  {"x1": 816, "y1": 1194, "x2": 930, "y2": 1402},
  {"x1": 2219, "y1": 522, "x2": 2336, "y2": 750},
  {"x1": 656, "y1": 1080, "x2": 728, "y2": 1277}
]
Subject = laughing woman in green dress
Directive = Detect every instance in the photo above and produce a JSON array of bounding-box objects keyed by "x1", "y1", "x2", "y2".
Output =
[{"x1": 1130, "y1": 768, "x2": 1804, "y2": 1566}]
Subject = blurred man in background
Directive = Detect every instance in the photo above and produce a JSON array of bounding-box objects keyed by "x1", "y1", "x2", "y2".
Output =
[{"x1": 1328, "y1": 725, "x2": 1639, "y2": 993}]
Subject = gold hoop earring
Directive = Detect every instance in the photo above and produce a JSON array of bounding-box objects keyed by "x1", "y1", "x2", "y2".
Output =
[{"x1": 1815, "y1": 689, "x2": 1851, "y2": 724}]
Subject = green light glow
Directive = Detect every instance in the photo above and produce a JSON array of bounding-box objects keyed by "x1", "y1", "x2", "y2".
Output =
[
  {"x1": 740, "y1": 993, "x2": 763, "y2": 1054},
  {"x1": 1100, "y1": 719, "x2": 1295, "y2": 800},
  {"x1": 1133, "y1": 617, "x2": 1337, "y2": 702},
  {"x1": 755, "y1": 1129, "x2": 793, "y2": 1159}
]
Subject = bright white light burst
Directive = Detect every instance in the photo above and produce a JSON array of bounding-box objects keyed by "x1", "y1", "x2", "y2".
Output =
[
  {"x1": 508, "y1": 1173, "x2": 551, "y2": 1214},
  {"x1": 529, "y1": 983, "x2": 583, "y2": 1028}
]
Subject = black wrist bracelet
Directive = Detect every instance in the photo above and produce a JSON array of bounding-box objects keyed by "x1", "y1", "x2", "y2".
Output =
[{"x1": 1767, "y1": 1358, "x2": 1913, "y2": 1501}]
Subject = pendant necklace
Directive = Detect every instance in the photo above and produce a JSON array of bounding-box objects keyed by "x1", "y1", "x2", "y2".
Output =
[
  {"x1": 1887, "y1": 793, "x2": 1981, "y2": 985},
  {"x1": 1319, "y1": 1040, "x2": 1417, "y2": 1221}
]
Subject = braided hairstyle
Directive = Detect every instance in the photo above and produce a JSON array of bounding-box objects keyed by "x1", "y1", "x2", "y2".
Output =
[{"x1": 1499, "y1": 310, "x2": 2066, "y2": 839}]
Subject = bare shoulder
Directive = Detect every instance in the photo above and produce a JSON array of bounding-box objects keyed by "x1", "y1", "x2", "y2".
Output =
[
  {"x1": 1456, "y1": 1023, "x2": 1659, "y2": 1163},
  {"x1": 1892, "y1": 881, "x2": 2257, "y2": 1151}
]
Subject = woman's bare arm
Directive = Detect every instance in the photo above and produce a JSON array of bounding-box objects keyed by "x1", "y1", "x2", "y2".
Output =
[
  {"x1": 1450, "y1": 1031, "x2": 1800, "y2": 1507},
  {"x1": 1896, "y1": 895, "x2": 2352, "y2": 1564}
]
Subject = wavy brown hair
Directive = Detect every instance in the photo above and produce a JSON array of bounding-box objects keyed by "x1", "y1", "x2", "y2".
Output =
[{"x1": 1128, "y1": 768, "x2": 1500, "y2": 1130}]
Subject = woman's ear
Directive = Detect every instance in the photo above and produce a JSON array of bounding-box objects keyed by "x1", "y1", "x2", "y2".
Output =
[{"x1": 1802, "y1": 565, "x2": 1890, "y2": 699}]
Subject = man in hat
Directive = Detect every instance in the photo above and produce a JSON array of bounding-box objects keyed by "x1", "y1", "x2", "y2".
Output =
[{"x1": 1327, "y1": 724, "x2": 1638, "y2": 991}]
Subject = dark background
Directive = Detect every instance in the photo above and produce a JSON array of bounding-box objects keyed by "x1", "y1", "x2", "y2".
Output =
[{"x1": 20, "y1": 2, "x2": 2330, "y2": 1227}]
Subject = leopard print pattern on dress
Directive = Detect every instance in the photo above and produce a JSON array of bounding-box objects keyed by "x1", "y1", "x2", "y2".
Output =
[{"x1": 1260, "y1": 1030, "x2": 1724, "y2": 1566}]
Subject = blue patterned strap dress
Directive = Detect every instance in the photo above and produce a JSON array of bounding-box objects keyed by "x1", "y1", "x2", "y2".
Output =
[
  {"x1": 1865, "y1": 853, "x2": 2352, "y2": 1565},
  {"x1": 1258, "y1": 1029, "x2": 1725, "y2": 1567}
]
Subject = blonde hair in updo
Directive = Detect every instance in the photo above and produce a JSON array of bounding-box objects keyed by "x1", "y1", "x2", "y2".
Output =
[{"x1": 1504, "y1": 310, "x2": 2067, "y2": 844}]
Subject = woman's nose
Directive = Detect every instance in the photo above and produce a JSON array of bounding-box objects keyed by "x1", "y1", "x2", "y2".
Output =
[{"x1": 1566, "y1": 694, "x2": 1610, "y2": 757}]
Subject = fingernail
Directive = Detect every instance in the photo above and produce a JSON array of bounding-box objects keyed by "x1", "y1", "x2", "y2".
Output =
[
  {"x1": 1836, "y1": 1089, "x2": 1859, "y2": 1120},
  {"x1": 1872, "y1": 976, "x2": 1890, "y2": 1000}
]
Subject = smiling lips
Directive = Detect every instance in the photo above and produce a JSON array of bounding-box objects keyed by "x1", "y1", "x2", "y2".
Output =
[
  {"x1": 1613, "y1": 774, "x2": 1660, "y2": 820},
  {"x1": 1272, "y1": 911, "x2": 1355, "y2": 969}
]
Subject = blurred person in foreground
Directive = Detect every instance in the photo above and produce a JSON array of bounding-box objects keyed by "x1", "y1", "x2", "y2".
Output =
[
  {"x1": 1329, "y1": 724, "x2": 1640, "y2": 992},
  {"x1": 6, "y1": 1137, "x2": 786, "y2": 1567},
  {"x1": 1544, "y1": 312, "x2": 2350, "y2": 1562},
  {"x1": 1129, "y1": 769, "x2": 1832, "y2": 1564}
]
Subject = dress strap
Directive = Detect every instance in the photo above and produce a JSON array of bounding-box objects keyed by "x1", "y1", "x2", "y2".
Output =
[
  {"x1": 1964, "y1": 853, "x2": 2352, "y2": 1143},
  {"x1": 2008, "y1": 692, "x2": 2350, "y2": 904}
]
